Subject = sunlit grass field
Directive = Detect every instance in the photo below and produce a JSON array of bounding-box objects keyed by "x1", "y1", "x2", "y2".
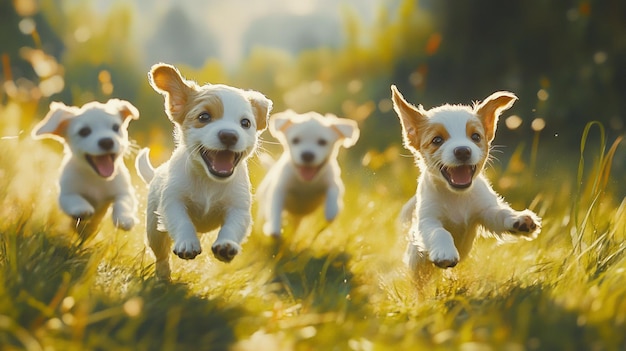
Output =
[{"x1": 1, "y1": 101, "x2": 625, "y2": 351}]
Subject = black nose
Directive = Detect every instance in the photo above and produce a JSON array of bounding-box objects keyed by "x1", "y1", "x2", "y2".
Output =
[
  {"x1": 454, "y1": 146, "x2": 471, "y2": 162},
  {"x1": 98, "y1": 138, "x2": 114, "y2": 150},
  {"x1": 218, "y1": 130, "x2": 238, "y2": 146},
  {"x1": 301, "y1": 151, "x2": 315, "y2": 163}
]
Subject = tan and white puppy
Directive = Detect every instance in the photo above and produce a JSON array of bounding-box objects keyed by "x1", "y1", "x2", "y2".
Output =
[
  {"x1": 257, "y1": 110, "x2": 359, "y2": 237},
  {"x1": 135, "y1": 63, "x2": 272, "y2": 280},
  {"x1": 32, "y1": 99, "x2": 139, "y2": 235},
  {"x1": 391, "y1": 85, "x2": 541, "y2": 282}
]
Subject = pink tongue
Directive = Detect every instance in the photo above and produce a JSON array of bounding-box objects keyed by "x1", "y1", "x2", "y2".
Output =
[
  {"x1": 448, "y1": 165, "x2": 473, "y2": 185},
  {"x1": 92, "y1": 155, "x2": 115, "y2": 178},
  {"x1": 212, "y1": 151, "x2": 235, "y2": 173},
  {"x1": 298, "y1": 166, "x2": 318, "y2": 182}
]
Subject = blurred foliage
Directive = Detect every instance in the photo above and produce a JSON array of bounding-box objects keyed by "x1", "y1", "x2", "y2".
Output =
[{"x1": 2, "y1": 0, "x2": 624, "y2": 165}]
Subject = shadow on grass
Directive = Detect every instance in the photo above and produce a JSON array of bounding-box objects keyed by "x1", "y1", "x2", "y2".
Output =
[
  {"x1": 266, "y1": 237, "x2": 367, "y2": 314},
  {"x1": 441, "y1": 283, "x2": 625, "y2": 350},
  {"x1": 0, "y1": 220, "x2": 246, "y2": 351}
]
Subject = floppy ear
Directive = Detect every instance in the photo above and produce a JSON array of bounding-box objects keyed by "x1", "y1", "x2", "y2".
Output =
[
  {"x1": 148, "y1": 63, "x2": 196, "y2": 124},
  {"x1": 475, "y1": 91, "x2": 517, "y2": 142},
  {"x1": 31, "y1": 102, "x2": 79, "y2": 141},
  {"x1": 107, "y1": 99, "x2": 139, "y2": 126},
  {"x1": 247, "y1": 90, "x2": 273, "y2": 132},
  {"x1": 327, "y1": 115, "x2": 360, "y2": 148},
  {"x1": 391, "y1": 85, "x2": 427, "y2": 153},
  {"x1": 269, "y1": 110, "x2": 295, "y2": 138}
]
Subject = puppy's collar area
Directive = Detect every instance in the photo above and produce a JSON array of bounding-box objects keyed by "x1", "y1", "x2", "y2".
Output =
[
  {"x1": 199, "y1": 146, "x2": 244, "y2": 178},
  {"x1": 85, "y1": 153, "x2": 117, "y2": 178},
  {"x1": 441, "y1": 165, "x2": 476, "y2": 189}
]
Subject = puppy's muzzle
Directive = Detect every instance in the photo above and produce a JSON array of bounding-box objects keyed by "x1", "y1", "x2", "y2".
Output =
[
  {"x1": 98, "y1": 137, "x2": 115, "y2": 151},
  {"x1": 199, "y1": 129, "x2": 245, "y2": 179},
  {"x1": 84, "y1": 137, "x2": 118, "y2": 178},
  {"x1": 453, "y1": 146, "x2": 471, "y2": 162},
  {"x1": 296, "y1": 151, "x2": 324, "y2": 182},
  {"x1": 218, "y1": 129, "x2": 238, "y2": 147},
  {"x1": 440, "y1": 146, "x2": 476, "y2": 189}
]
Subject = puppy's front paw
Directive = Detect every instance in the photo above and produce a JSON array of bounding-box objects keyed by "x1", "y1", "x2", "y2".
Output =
[
  {"x1": 509, "y1": 210, "x2": 541, "y2": 239},
  {"x1": 172, "y1": 238, "x2": 202, "y2": 260},
  {"x1": 211, "y1": 240, "x2": 241, "y2": 263},
  {"x1": 67, "y1": 206, "x2": 95, "y2": 220},
  {"x1": 428, "y1": 247, "x2": 460, "y2": 269},
  {"x1": 324, "y1": 201, "x2": 339, "y2": 222},
  {"x1": 113, "y1": 214, "x2": 137, "y2": 231}
]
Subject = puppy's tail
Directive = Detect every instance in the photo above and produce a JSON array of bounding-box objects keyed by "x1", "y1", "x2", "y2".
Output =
[
  {"x1": 135, "y1": 148, "x2": 155, "y2": 184},
  {"x1": 399, "y1": 195, "x2": 417, "y2": 230}
]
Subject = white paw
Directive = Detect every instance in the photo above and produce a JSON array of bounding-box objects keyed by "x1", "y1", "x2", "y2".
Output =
[
  {"x1": 66, "y1": 205, "x2": 95, "y2": 220},
  {"x1": 324, "y1": 201, "x2": 339, "y2": 222},
  {"x1": 113, "y1": 214, "x2": 137, "y2": 231},
  {"x1": 507, "y1": 210, "x2": 541, "y2": 240},
  {"x1": 211, "y1": 240, "x2": 241, "y2": 263},
  {"x1": 172, "y1": 238, "x2": 202, "y2": 260},
  {"x1": 428, "y1": 246, "x2": 460, "y2": 269}
]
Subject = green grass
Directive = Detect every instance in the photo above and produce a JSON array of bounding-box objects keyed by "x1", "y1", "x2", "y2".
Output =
[{"x1": 1, "y1": 112, "x2": 625, "y2": 351}]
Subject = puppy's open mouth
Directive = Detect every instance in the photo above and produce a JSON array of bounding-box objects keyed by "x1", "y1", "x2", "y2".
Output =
[
  {"x1": 297, "y1": 164, "x2": 323, "y2": 182},
  {"x1": 86, "y1": 154, "x2": 117, "y2": 178},
  {"x1": 200, "y1": 147, "x2": 244, "y2": 178},
  {"x1": 441, "y1": 165, "x2": 476, "y2": 189}
]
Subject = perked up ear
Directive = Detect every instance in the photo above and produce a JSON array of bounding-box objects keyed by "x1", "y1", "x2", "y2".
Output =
[
  {"x1": 475, "y1": 91, "x2": 517, "y2": 142},
  {"x1": 247, "y1": 91, "x2": 273, "y2": 132},
  {"x1": 327, "y1": 114, "x2": 360, "y2": 148},
  {"x1": 31, "y1": 102, "x2": 79, "y2": 141},
  {"x1": 268, "y1": 110, "x2": 295, "y2": 138},
  {"x1": 148, "y1": 63, "x2": 196, "y2": 124},
  {"x1": 390, "y1": 85, "x2": 427, "y2": 153},
  {"x1": 107, "y1": 99, "x2": 140, "y2": 125}
]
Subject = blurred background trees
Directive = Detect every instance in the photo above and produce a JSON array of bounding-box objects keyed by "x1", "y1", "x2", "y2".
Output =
[{"x1": 1, "y1": 0, "x2": 624, "y2": 170}]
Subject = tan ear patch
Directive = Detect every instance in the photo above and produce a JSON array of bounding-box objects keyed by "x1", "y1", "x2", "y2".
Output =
[{"x1": 187, "y1": 94, "x2": 224, "y2": 129}]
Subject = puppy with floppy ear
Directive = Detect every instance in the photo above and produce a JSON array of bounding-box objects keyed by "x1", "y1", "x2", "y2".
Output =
[
  {"x1": 391, "y1": 85, "x2": 541, "y2": 283},
  {"x1": 32, "y1": 99, "x2": 139, "y2": 235},
  {"x1": 135, "y1": 63, "x2": 272, "y2": 280},
  {"x1": 257, "y1": 110, "x2": 360, "y2": 237}
]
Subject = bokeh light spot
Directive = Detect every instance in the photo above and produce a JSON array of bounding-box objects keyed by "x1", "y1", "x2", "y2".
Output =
[
  {"x1": 537, "y1": 89, "x2": 549, "y2": 101},
  {"x1": 531, "y1": 118, "x2": 546, "y2": 132},
  {"x1": 505, "y1": 115, "x2": 523, "y2": 130}
]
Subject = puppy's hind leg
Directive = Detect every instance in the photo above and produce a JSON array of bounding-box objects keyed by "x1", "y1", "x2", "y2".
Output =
[
  {"x1": 75, "y1": 207, "x2": 107, "y2": 239},
  {"x1": 146, "y1": 210, "x2": 172, "y2": 280},
  {"x1": 404, "y1": 243, "x2": 436, "y2": 288}
]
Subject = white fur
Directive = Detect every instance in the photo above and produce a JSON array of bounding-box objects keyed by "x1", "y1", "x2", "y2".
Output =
[
  {"x1": 257, "y1": 110, "x2": 360, "y2": 237},
  {"x1": 391, "y1": 85, "x2": 541, "y2": 283},
  {"x1": 136, "y1": 63, "x2": 272, "y2": 280},
  {"x1": 32, "y1": 99, "x2": 139, "y2": 235}
]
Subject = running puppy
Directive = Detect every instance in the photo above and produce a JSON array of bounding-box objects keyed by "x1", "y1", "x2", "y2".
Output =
[
  {"x1": 136, "y1": 63, "x2": 272, "y2": 280},
  {"x1": 258, "y1": 110, "x2": 359, "y2": 237},
  {"x1": 32, "y1": 99, "x2": 139, "y2": 235},
  {"x1": 391, "y1": 85, "x2": 541, "y2": 282}
]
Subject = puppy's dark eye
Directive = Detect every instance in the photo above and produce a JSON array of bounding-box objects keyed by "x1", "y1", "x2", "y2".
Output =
[
  {"x1": 292, "y1": 137, "x2": 300, "y2": 145},
  {"x1": 240, "y1": 118, "x2": 251, "y2": 129},
  {"x1": 471, "y1": 133, "x2": 481, "y2": 142},
  {"x1": 318, "y1": 139, "x2": 327, "y2": 146},
  {"x1": 112, "y1": 124, "x2": 120, "y2": 132},
  {"x1": 198, "y1": 112, "x2": 212, "y2": 123},
  {"x1": 432, "y1": 136, "x2": 443, "y2": 145},
  {"x1": 78, "y1": 127, "x2": 91, "y2": 137}
]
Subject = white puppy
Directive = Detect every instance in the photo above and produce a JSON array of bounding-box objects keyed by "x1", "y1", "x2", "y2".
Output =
[
  {"x1": 32, "y1": 99, "x2": 139, "y2": 235},
  {"x1": 257, "y1": 110, "x2": 360, "y2": 237},
  {"x1": 391, "y1": 85, "x2": 541, "y2": 282},
  {"x1": 135, "y1": 63, "x2": 272, "y2": 280}
]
